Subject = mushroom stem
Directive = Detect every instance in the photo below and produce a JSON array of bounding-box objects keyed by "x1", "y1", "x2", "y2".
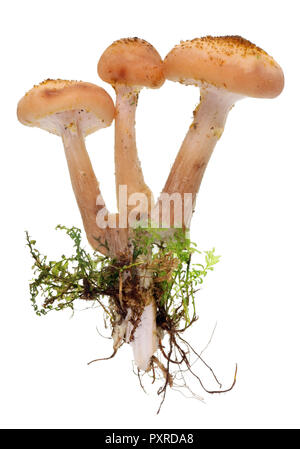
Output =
[
  {"x1": 114, "y1": 85, "x2": 153, "y2": 214},
  {"x1": 126, "y1": 297, "x2": 158, "y2": 371},
  {"x1": 62, "y1": 121, "x2": 110, "y2": 253},
  {"x1": 161, "y1": 85, "x2": 242, "y2": 226}
]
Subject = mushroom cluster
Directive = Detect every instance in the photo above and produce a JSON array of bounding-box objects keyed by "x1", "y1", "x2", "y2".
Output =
[{"x1": 18, "y1": 36, "x2": 284, "y2": 408}]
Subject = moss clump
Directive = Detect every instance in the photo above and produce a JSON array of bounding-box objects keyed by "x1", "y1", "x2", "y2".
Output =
[
  {"x1": 26, "y1": 225, "x2": 236, "y2": 413},
  {"x1": 26, "y1": 225, "x2": 219, "y2": 327}
]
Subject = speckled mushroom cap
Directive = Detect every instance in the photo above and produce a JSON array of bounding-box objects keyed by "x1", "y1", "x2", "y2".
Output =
[
  {"x1": 17, "y1": 79, "x2": 115, "y2": 136},
  {"x1": 164, "y1": 36, "x2": 284, "y2": 99},
  {"x1": 98, "y1": 37, "x2": 165, "y2": 88}
]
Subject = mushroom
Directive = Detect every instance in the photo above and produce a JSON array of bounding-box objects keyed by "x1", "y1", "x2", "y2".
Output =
[
  {"x1": 18, "y1": 37, "x2": 286, "y2": 401},
  {"x1": 97, "y1": 39, "x2": 165, "y2": 371},
  {"x1": 97, "y1": 37, "x2": 165, "y2": 222},
  {"x1": 160, "y1": 36, "x2": 284, "y2": 226},
  {"x1": 17, "y1": 79, "x2": 127, "y2": 255}
]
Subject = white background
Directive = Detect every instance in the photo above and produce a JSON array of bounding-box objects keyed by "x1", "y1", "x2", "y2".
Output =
[{"x1": 1, "y1": 0, "x2": 299, "y2": 429}]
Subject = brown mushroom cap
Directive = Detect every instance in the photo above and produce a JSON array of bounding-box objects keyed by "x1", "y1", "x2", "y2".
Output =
[
  {"x1": 164, "y1": 36, "x2": 284, "y2": 99},
  {"x1": 17, "y1": 79, "x2": 115, "y2": 136},
  {"x1": 98, "y1": 37, "x2": 165, "y2": 88}
]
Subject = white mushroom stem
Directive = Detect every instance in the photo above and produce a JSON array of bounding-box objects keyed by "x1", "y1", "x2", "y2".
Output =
[
  {"x1": 62, "y1": 121, "x2": 127, "y2": 255},
  {"x1": 114, "y1": 86, "x2": 157, "y2": 368},
  {"x1": 160, "y1": 84, "x2": 242, "y2": 227},
  {"x1": 126, "y1": 299, "x2": 157, "y2": 371},
  {"x1": 114, "y1": 85, "x2": 153, "y2": 214}
]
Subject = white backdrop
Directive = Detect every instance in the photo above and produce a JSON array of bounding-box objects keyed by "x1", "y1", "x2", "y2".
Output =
[{"x1": 1, "y1": 0, "x2": 299, "y2": 429}]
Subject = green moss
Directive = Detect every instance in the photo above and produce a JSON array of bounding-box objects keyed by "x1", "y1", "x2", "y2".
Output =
[{"x1": 26, "y1": 225, "x2": 220, "y2": 330}]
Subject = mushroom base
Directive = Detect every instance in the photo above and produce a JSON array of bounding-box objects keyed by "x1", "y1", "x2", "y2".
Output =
[
  {"x1": 103, "y1": 278, "x2": 237, "y2": 414},
  {"x1": 26, "y1": 225, "x2": 237, "y2": 414}
]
